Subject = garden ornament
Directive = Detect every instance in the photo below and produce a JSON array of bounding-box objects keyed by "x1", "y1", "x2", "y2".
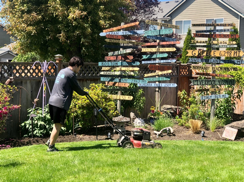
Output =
[
  {"x1": 30, "y1": 60, "x2": 57, "y2": 117},
  {"x1": 133, "y1": 118, "x2": 145, "y2": 127},
  {"x1": 154, "y1": 127, "x2": 174, "y2": 138},
  {"x1": 130, "y1": 112, "x2": 137, "y2": 124}
]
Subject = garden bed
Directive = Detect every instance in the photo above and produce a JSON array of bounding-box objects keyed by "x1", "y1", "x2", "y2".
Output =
[{"x1": 2, "y1": 121, "x2": 244, "y2": 150}]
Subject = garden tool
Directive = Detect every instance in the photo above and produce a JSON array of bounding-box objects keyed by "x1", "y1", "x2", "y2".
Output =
[{"x1": 86, "y1": 94, "x2": 162, "y2": 149}]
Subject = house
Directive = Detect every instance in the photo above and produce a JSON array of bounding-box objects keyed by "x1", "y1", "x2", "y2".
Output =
[
  {"x1": 158, "y1": 0, "x2": 244, "y2": 48},
  {"x1": 0, "y1": 43, "x2": 17, "y2": 62},
  {"x1": 0, "y1": 24, "x2": 14, "y2": 48}
]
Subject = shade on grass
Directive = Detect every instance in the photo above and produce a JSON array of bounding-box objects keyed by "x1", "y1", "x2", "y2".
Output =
[{"x1": 0, "y1": 140, "x2": 244, "y2": 182}]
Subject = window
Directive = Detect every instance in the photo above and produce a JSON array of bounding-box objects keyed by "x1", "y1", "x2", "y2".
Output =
[
  {"x1": 149, "y1": 25, "x2": 158, "y2": 30},
  {"x1": 206, "y1": 18, "x2": 224, "y2": 30},
  {"x1": 146, "y1": 20, "x2": 169, "y2": 31},
  {"x1": 175, "y1": 20, "x2": 191, "y2": 34}
]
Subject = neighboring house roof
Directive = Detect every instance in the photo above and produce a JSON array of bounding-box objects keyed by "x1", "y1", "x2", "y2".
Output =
[
  {"x1": 150, "y1": 0, "x2": 183, "y2": 19},
  {"x1": 0, "y1": 49, "x2": 16, "y2": 57},
  {"x1": 164, "y1": 0, "x2": 244, "y2": 18},
  {"x1": 163, "y1": 0, "x2": 186, "y2": 17},
  {"x1": 0, "y1": 44, "x2": 17, "y2": 57},
  {"x1": 218, "y1": 0, "x2": 244, "y2": 18}
]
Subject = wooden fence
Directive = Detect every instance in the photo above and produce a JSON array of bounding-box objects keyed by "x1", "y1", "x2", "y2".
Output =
[{"x1": 0, "y1": 61, "x2": 192, "y2": 138}]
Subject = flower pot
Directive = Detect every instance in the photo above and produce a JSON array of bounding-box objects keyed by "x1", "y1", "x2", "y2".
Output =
[{"x1": 150, "y1": 117, "x2": 155, "y2": 125}]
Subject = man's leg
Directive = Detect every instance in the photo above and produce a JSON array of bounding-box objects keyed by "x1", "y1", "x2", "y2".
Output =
[{"x1": 50, "y1": 123, "x2": 62, "y2": 146}]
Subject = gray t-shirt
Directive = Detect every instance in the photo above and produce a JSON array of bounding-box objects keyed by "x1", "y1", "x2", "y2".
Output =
[{"x1": 49, "y1": 67, "x2": 86, "y2": 110}]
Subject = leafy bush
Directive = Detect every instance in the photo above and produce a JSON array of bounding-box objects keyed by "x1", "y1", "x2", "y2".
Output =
[
  {"x1": 106, "y1": 83, "x2": 146, "y2": 116},
  {"x1": 215, "y1": 91, "x2": 235, "y2": 125},
  {"x1": 0, "y1": 83, "x2": 20, "y2": 134},
  {"x1": 153, "y1": 115, "x2": 174, "y2": 131},
  {"x1": 21, "y1": 105, "x2": 66, "y2": 137},
  {"x1": 178, "y1": 90, "x2": 197, "y2": 111},
  {"x1": 12, "y1": 52, "x2": 40, "y2": 62},
  {"x1": 176, "y1": 104, "x2": 208, "y2": 128},
  {"x1": 67, "y1": 83, "x2": 118, "y2": 129}
]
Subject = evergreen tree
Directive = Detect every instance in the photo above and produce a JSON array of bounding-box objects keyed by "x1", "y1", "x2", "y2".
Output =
[
  {"x1": 181, "y1": 28, "x2": 196, "y2": 63},
  {"x1": 215, "y1": 38, "x2": 221, "y2": 59},
  {"x1": 225, "y1": 26, "x2": 241, "y2": 60},
  {"x1": 204, "y1": 32, "x2": 212, "y2": 59}
]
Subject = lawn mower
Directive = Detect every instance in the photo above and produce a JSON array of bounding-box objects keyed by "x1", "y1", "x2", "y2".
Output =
[{"x1": 86, "y1": 95, "x2": 162, "y2": 149}]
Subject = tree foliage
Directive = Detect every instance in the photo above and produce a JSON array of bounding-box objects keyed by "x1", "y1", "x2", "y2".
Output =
[
  {"x1": 181, "y1": 28, "x2": 195, "y2": 63},
  {"x1": 0, "y1": 0, "x2": 132, "y2": 61},
  {"x1": 126, "y1": 0, "x2": 161, "y2": 21},
  {"x1": 12, "y1": 52, "x2": 40, "y2": 62}
]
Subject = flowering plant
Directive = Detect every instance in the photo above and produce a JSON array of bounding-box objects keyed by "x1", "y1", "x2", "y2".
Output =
[
  {"x1": 0, "y1": 83, "x2": 20, "y2": 133},
  {"x1": 148, "y1": 106, "x2": 163, "y2": 118}
]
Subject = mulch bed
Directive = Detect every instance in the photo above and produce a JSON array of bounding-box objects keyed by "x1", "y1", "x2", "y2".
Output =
[{"x1": 1, "y1": 122, "x2": 244, "y2": 150}]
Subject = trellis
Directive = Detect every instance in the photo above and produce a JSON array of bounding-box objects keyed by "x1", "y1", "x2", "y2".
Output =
[{"x1": 0, "y1": 62, "x2": 192, "y2": 81}]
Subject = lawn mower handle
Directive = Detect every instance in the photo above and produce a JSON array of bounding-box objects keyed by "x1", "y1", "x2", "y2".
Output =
[{"x1": 86, "y1": 94, "x2": 126, "y2": 137}]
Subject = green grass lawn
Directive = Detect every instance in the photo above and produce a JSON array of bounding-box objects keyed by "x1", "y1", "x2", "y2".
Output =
[{"x1": 0, "y1": 140, "x2": 244, "y2": 182}]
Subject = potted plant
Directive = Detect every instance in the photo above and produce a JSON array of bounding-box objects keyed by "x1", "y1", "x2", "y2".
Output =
[{"x1": 147, "y1": 106, "x2": 163, "y2": 124}]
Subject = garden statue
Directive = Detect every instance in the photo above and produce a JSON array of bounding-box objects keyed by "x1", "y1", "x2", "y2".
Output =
[
  {"x1": 130, "y1": 112, "x2": 137, "y2": 124},
  {"x1": 154, "y1": 127, "x2": 174, "y2": 138}
]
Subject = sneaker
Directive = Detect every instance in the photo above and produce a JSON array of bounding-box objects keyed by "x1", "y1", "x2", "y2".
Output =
[
  {"x1": 47, "y1": 145, "x2": 59, "y2": 152},
  {"x1": 45, "y1": 139, "x2": 50, "y2": 147}
]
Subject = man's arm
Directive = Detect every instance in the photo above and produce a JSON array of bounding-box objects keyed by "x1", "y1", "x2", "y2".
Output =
[{"x1": 70, "y1": 75, "x2": 88, "y2": 95}]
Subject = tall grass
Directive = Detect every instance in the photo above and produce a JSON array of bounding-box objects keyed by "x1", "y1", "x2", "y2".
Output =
[
  {"x1": 153, "y1": 115, "x2": 174, "y2": 131},
  {"x1": 189, "y1": 119, "x2": 202, "y2": 133},
  {"x1": 209, "y1": 117, "x2": 224, "y2": 132}
]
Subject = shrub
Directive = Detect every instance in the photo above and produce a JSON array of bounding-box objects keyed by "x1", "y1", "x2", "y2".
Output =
[
  {"x1": 106, "y1": 83, "x2": 146, "y2": 116},
  {"x1": 67, "y1": 83, "x2": 118, "y2": 129},
  {"x1": 0, "y1": 83, "x2": 20, "y2": 134},
  {"x1": 21, "y1": 105, "x2": 66, "y2": 137},
  {"x1": 178, "y1": 90, "x2": 197, "y2": 111},
  {"x1": 153, "y1": 115, "x2": 174, "y2": 131},
  {"x1": 176, "y1": 104, "x2": 208, "y2": 128},
  {"x1": 189, "y1": 119, "x2": 202, "y2": 133}
]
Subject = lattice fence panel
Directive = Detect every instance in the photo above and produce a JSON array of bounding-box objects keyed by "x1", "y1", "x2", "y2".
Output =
[
  {"x1": 79, "y1": 64, "x2": 101, "y2": 77},
  {"x1": 179, "y1": 65, "x2": 191, "y2": 77},
  {"x1": 0, "y1": 62, "x2": 189, "y2": 80},
  {"x1": 0, "y1": 62, "x2": 57, "y2": 79}
]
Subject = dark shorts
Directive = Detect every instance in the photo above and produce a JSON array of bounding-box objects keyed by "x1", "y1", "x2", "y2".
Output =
[{"x1": 49, "y1": 104, "x2": 67, "y2": 125}]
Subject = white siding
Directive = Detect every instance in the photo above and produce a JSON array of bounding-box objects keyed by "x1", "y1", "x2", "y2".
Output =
[{"x1": 169, "y1": 0, "x2": 240, "y2": 48}]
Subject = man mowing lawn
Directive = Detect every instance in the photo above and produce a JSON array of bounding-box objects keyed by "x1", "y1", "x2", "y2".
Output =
[{"x1": 46, "y1": 56, "x2": 88, "y2": 152}]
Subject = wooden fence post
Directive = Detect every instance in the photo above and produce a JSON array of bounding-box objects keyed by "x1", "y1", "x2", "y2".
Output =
[{"x1": 55, "y1": 54, "x2": 63, "y2": 73}]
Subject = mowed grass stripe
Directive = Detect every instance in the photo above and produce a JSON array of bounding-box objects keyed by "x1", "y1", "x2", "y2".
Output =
[{"x1": 0, "y1": 140, "x2": 244, "y2": 182}]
